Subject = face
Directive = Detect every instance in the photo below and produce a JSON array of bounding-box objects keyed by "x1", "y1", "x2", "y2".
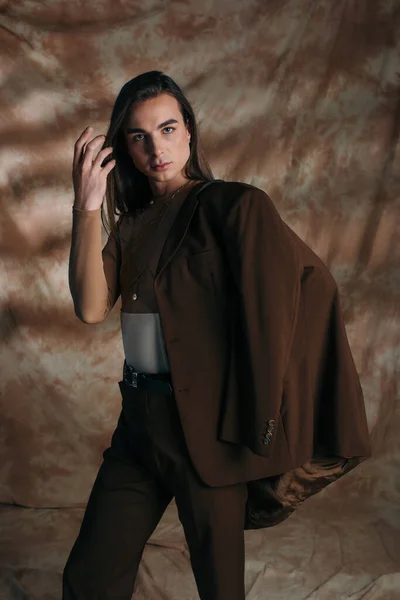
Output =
[{"x1": 123, "y1": 93, "x2": 192, "y2": 194}]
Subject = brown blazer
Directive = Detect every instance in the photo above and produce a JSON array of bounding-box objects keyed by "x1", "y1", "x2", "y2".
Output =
[{"x1": 72, "y1": 179, "x2": 372, "y2": 529}]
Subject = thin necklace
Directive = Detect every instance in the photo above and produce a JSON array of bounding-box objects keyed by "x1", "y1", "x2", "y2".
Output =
[
  {"x1": 134, "y1": 179, "x2": 192, "y2": 221},
  {"x1": 150, "y1": 179, "x2": 192, "y2": 202}
]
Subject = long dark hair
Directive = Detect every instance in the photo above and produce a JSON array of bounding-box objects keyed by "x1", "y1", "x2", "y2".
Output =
[{"x1": 100, "y1": 71, "x2": 215, "y2": 238}]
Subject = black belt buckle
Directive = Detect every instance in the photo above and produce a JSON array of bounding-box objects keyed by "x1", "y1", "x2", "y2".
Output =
[
  {"x1": 123, "y1": 360, "x2": 139, "y2": 387},
  {"x1": 123, "y1": 360, "x2": 173, "y2": 395}
]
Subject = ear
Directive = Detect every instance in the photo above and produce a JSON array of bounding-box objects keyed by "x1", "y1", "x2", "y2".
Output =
[{"x1": 185, "y1": 121, "x2": 191, "y2": 143}]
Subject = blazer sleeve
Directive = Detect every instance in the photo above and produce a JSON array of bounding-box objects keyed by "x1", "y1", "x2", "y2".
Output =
[
  {"x1": 69, "y1": 206, "x2": 122, "y2": 324},
  {"x1": 208, "y1": 184, "x2": 302, "y2": 455}
]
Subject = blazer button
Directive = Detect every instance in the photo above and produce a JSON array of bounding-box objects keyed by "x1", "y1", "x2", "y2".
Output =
[{"x1": 132, "y1": 293, "x2": 138, "y2": 300}]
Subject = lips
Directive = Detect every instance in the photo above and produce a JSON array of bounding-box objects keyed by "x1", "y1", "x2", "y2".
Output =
[{"x1": 152, "y1": 162, "x2": 170, "y2": 167}]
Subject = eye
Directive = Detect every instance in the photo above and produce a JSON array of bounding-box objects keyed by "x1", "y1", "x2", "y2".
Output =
[{"x1": 132, "y1": 127, "x2": 175, "y2": 143}]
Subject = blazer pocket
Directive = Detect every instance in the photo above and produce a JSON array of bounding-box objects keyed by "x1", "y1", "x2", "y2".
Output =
[
  {"x1": 184, "y1": 245, "x2": 220, "y2": 260},
  {"x1": 183, "y1": 247, "x2": 220, "y2": 296},
  {"x1": 187, "y1": 246, "x2": 229, "y2": 304}
]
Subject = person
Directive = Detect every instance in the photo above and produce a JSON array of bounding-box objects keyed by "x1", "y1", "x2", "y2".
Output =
[{"x1": 63, "y1": 71, "x2": 371, "y2": 599}]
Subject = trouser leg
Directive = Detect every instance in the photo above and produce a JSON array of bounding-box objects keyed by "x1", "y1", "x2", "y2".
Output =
[
  {"x1": 62, "y1": 410, "x2": 173, "y2": 599},
  {"x1": 143, "y1": 388, "x2": 248, "y2": 600},
  {"x1": 174, "y1": 479, "x2": 248, "y2": 600}
]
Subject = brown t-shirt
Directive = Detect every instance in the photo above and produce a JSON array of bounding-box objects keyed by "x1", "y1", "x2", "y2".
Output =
[{"x1": 69, "y1": 180, "x2": 202, "y2": 373}]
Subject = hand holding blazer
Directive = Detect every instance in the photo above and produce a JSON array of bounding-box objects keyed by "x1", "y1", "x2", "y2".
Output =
[{"x1": 70, "y1": 179, "x2": 371, "y2": 529}]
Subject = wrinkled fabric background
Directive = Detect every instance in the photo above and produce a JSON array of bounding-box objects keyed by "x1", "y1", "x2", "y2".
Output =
[{"x1": 1, "y1": 1, "x2": 399, "y2": 598}]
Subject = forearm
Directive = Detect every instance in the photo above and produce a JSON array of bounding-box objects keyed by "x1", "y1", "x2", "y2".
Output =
[{"x1": 68, "y1": 206, "x2": 112, "y2": 323}]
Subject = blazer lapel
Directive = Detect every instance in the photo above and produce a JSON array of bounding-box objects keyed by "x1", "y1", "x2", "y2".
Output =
[
  {"x1": 154, "y1": 180, "x2": 220, "y2": 280},
  {"x1": 123, "y1": 182, "x2": 206, "y2": 289}
]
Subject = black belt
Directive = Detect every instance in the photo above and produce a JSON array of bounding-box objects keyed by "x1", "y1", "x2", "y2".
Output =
[{"x1": 123, "y1": 360, "x2": 173, "y2": 395}]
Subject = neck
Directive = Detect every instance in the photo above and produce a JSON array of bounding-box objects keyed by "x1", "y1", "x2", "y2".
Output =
[
  {"x1": 150, "y1": 179, "x2": 193, "y2": 201},
  {"x1": 149, "y1": 177, "x2": 189, "y2": 198}
]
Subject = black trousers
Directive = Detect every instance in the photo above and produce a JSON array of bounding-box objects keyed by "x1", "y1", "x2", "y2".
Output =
[{"x1": 62, "y1": 381, "x2": 248, "y2": 600}]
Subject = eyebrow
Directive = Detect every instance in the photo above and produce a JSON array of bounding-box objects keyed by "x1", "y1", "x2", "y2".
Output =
[{"x1": 126, "y1": 118, "x2": 179, "y2": 134}]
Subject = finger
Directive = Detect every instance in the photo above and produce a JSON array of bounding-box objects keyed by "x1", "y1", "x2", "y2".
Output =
[
  {"x1": 73, "y1": 127, "x2": 93, "y2": 168},
  {"x1": 92, "y1": 146, "x2": 113, "y2": 169},
  {"x1": 81, "y1": 135, "x2": 106, "y2": 165},
  {"x1": 102, "y1": 158, "x2": 116, "y2": 176}
]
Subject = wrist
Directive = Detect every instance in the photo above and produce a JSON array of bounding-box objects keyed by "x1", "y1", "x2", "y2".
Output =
[{"x1": 73, "y1": 201, "x2": 102, "y2": 212}]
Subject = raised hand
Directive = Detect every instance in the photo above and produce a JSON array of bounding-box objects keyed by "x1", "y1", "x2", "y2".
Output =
[{"x1": 72, "y1": 126, "x2": 115, "y2": 210}]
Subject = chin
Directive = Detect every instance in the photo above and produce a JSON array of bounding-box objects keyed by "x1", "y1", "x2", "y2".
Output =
[{"x1": 149, "y1": 168, "x2": 181, "y2": 180}]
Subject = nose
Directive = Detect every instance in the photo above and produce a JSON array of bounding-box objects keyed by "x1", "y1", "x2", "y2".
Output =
[
  {"x1": 145, "y1": 136, "x2": 163, "y2": 155},
  {"x1": 149, "y1": 149, "x2": 164, "y2": 164}
]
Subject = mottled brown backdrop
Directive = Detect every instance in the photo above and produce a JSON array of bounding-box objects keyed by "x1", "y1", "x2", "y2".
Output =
[{"x1": 0, "y1": 1, "x2": 399, "y2": 598}]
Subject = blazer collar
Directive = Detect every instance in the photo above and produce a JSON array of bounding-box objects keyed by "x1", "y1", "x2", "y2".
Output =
[
  {"x1": 154, "y1": 179, "x2": 206, "y2": 280},
  {"x1": 126, "y1": 179, "x2": 221, "y2": 288}
]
